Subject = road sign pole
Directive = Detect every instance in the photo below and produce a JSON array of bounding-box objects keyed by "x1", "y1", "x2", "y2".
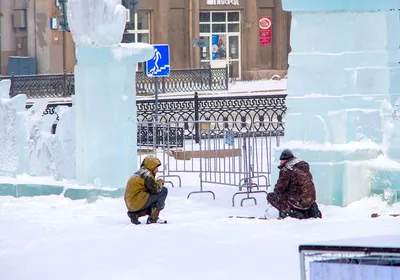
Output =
[
  {"x1": 154, "y1": 76, "x2": 159, "y2": 122},
  {"x1": 146, "y1": 44, "x2": 170, "y2": 124}
]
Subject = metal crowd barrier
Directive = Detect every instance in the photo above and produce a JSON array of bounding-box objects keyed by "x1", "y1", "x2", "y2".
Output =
[{"x1": 137, "y1": 120, "x2": 284, "y2": 207}]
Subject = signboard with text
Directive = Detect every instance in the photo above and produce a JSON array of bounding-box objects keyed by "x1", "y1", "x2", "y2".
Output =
[
  {"x1": 206, "y1": 0, "x2": 239, "y2": 5},
  {"x1": 259, "y1": 16, "x2": 272, "y2": 46}
]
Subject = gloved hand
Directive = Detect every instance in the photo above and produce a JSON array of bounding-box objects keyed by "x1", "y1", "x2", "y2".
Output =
[{"x1": 157, "y1": 178, "x2": 165, "y2": 186}]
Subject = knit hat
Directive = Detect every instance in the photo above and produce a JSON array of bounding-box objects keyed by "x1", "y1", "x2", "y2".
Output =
[{"x1": 279, "y1": 149, "x2": 294, "y2": 161}]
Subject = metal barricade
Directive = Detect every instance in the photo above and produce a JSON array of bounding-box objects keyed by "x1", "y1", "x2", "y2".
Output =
[
  {"x1": 137, "y1": 119, "x2": 284, "y2": 207},
  {"x1": 137, "y1": 120, "x2": 182, "y2": 188},
  {"x1": 192, "y1": 122, "x2": 283, "y2": 206}
]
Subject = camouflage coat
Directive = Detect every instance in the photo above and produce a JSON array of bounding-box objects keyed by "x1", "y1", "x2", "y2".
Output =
[{"x1": 270, "y1": 158, "x2": 316, "y2": 211}]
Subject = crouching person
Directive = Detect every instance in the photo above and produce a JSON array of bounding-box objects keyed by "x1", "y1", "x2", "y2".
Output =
[
  {"x1": 124, "y1": 155, "x2": 168, "y2": 225},
  {"x1": 267, "y1": 149, "x2": 322, "y2": 219}
]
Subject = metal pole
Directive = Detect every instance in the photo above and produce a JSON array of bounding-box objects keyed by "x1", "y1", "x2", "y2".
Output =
[
  {"x1": 154, "y1": 76, "x2": 159, "y2": 122},
  {"x1": 300, "y1": 251, "x2": 307, "y2": 280}
]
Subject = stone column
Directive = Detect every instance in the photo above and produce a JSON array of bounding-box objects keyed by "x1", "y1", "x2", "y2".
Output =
[
  {"x1": 27, "y1": 0, "x2": 37, "y2": 58},
  {"x1": 272, "y1": 0, "x2": 289, "y2": 70},
  {"x1": 64, "y1": 33, "x2": 77, "y2": 73},
  {"x1": 34, "y1": 0, "x2": 51, "y2": 73},
  {"x1": 244, "y1": 0, "x2": 259, "y2": 74},
  {"x1": 1, "y1": 0, "x2": 17, "y2": 74},
  {"x1": 192, "y1": 0, "x2": 200, "y2": 68},
  {"x1": 154, "y1": 0, "x2": 170, "y2": 44},
  {"x1": 34, "y1": 0, "x2": 64, "y2": 74}
]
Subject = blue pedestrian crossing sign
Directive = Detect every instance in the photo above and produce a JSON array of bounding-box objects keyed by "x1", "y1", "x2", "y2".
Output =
[{"x1": 146, "y1": 44, "x2": 170, "y2": 77}]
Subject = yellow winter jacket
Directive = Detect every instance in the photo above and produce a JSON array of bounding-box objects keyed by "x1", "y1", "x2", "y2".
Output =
[{"x1": 124, "y1": 155, "x2": 164, "y2": 212}]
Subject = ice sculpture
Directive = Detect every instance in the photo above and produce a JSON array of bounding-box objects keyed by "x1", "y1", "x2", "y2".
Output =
[
  {"x1": 274, "y1": 0, "x2": 400, "y2": 206},
  {"x1": 51, "y1": 105, "x2": 76, "y2": 180},
  {"x1": 26, "y1": 100, "x2": 57, "y2": 176},
  {"x1": 0, "y1": 80, "x2": 27, "y2": 177},
  {"x1": 0, "y1": 80, "x2": 76, "y2": 180},
  {"x1": 67, "y1": 0, "x2": 154, "y2": 188}
]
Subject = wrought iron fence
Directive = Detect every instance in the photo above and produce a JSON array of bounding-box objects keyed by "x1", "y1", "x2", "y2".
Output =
[
  {"x1": 28, "y1": 93, "x2": 287, "y2": 144},
  {"x1": 137, "y1": 92, "x2": 287, "y2": 138},
  {"x1": 1, "y1": 66, "x2": 228, "y2": 99},
  {"x1": 136, "y1": 67, "x2": 228, "y2": 95}
]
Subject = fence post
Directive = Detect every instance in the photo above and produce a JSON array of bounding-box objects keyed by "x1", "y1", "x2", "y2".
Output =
[
  {"x1": 208, "y1": 64, "x2": 212, "y2": 90},
  {"x1": 162, "y1": 77, "x2": 166, "y2": 93},
  {"x1": 225, "y1": 64, "x2": 229, "y2": 90},
  {"x1": 63, "y1": 69, "x2": 67, "y2": 97},
  {"x1": 194, "y1": 91, "x2": 200, "y2": 143},
  {"x1": 10, "y1": 73, "x2": 15, "y2": 97}
]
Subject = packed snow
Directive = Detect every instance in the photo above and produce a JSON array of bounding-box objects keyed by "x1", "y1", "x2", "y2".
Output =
[
  {"x1": 1, "y1": 171, "x2": 400, "y2": 280},
  {"x1": 25, "y1": 78, "x2": 287, "y2": 105}
]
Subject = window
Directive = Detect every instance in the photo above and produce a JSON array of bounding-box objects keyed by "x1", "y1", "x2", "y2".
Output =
[
  {"x1": 199, "y1": 11, "x2": 241, "y2": 79},
  {"x1": 200, "y1": 11, "x2": 240, "y2": 37},
  {"x1": 121, "y1": 8, "x2": 151, "y2": 71},
  {"x1": 122, "y1": 11, "x2": 151, "y2": 43}
]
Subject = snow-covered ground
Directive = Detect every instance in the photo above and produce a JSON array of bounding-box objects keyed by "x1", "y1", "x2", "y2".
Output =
[
  {"x1": 153, "y1": 79, "x2": 287, "y2": 99},
  {"x1": 3, "y1": 78, "x2": 400, "y2": 280},
  {"x1": 1, "y1": 172, "x2": 400, "y2": 280}
]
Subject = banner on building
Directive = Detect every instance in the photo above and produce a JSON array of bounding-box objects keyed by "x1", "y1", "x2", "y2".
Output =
[
  {"x1": 259, "y1": 16, "x2": 272, "y2": 46},
  {"x1": 211, "y1": 34, "x2": 227, "y2": 60},
  {"x1": 207, "y1": 0, "x2": 239, "y2": 5}
]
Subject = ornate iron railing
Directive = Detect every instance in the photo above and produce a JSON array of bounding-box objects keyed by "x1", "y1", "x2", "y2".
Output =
[
  {"x1": 3, "y1": 72, "x2": 75, "y2": 99},
  {"x1": 136, "y1": 67, "x2": 228, "y2": 95},
  {"x1": 2, "y1": 66, "x2": 228, "y2": 99},
  {"x1": 28, "y1": 93, "x2": 287, "y2": 144},
  {"x1": 137, "y1": 93, "x2": 286, "y2": 137}
]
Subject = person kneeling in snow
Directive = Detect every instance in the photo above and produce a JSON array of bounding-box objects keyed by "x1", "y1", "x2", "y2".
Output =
[
  {"x1": 124, "y1": 155, "x2": 168, "y2": 225},
  {"x1": 266, "y1": 149, "x2": 322, "y2": 219}
]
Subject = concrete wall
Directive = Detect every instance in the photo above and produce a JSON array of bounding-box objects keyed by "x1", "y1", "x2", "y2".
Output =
[
  {"x1": 2, "y1": 0, "x2": 291, "y2": 79},
  {"x1": 0, "y1": 0, "x2": 17, "y2": 75},
  {"x1": 35, "y1": 0, "x2": 64, "y2": 74}
]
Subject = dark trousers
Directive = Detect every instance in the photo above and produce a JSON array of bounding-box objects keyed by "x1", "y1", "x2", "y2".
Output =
[
  {"x1": 128, "y1": 187, "x2": 168, "y2": 217},
  {"x1": 140, "y1": 187, "x2": 168, "y2": 211},
  {"x1": 267, "y1": 192, "x2": 322, "y2": 219},
  {"x1": 267, "y1": 192, "x2": 291, "y2": 213}
]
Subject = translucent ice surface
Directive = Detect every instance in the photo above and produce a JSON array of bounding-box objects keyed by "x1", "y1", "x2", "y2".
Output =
[
  {"x1": 68, "y1": 0, "x2": 155, "y2": 188},
  {"x1": 0, "y1": 80, "x2": 27, "y2": 177},
  {"x1": 276, "y1": 1, "x2": 400, "y2": 206},
  {"x1": 67, "y1": 0, "x2": 126, "y2": 47},
  {"x1": 52, "y1": 106, "x2": 76, "y2": 180}
]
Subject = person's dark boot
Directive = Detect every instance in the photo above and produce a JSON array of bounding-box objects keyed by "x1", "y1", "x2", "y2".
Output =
[
  {"x1": 287, "y1": 209, "x2": 307, "y2": 219},
  {"x1": 147, "y1": 207, "x2": 167, "y2": 224},
  {"x1": 127, "y1": 211, "x2": 141, "y2": 225},
  {"x1": 306, "y1": 202, "x2": 322, "y2": 219},
  {"x1": 279, "y1": 211, "x2": 289, "y2": 219}
]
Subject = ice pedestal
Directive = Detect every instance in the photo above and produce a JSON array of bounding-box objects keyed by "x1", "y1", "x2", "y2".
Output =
[
  {"x1": 66, "y1": 0, "x2": 155, "y2": 188},
  {"x1": 275, "y1": 1, "x2": 400, "y2": 206},
  {"x1": 75, "y1": 44, "x2": 154, "y2": 188}
]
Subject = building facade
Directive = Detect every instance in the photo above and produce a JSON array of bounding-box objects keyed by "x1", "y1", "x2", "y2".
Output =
[
  {"x1": 0, "y1": 0, "x2": 291, "y2": 80},
  {"x1": 0, "y1": 0, "x2": 76, "y2": 75}
]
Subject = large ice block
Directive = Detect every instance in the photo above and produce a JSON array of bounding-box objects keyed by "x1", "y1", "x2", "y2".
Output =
[
  {"x1": 67, "y1": 0, "x2": 154, "y2": 188},
  {"x1": 275, "y1": 0, "x2": 400, "y2": 206},
  {"x1": 74, "y1": 45, "x2": 153, "y2": 187}
]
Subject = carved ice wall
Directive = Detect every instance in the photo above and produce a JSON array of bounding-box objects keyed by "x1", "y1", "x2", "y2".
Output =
[{"x1": 0, "y1": 79, "x2": 77, "y2": 180}]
